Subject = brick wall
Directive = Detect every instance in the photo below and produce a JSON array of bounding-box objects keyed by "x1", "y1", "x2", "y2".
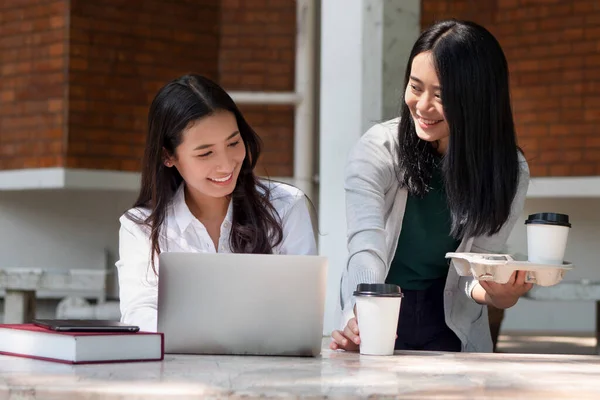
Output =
[
  {"x1": 67, "y1": 0, "x2": 220, "y2": 171},
  {"x1": 0, "y1": 0, "x2": 68, "y2": 170},
  {"x1": 422, "y1": 0, "x2": 600, "y2": 177},
  {"x1": 0, "y1": 0, "x2": 297, "y2": 177},
  {"x1": 219, "y1": 0, "x2": 296, "y2": 177}
]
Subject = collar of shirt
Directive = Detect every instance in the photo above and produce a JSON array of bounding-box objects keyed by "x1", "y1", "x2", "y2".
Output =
[{"x1": 171, "y1": 184, "x2": 234, "y2": 233}]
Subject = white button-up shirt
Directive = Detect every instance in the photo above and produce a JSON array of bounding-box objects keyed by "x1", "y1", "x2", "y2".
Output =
[{"x1": 116, "y1": 181, "x2": 317, "y2": 332}]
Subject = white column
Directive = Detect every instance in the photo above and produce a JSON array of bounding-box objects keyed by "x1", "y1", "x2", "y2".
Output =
[
  {"x1": 293, "y1": 0, "x2": 317, "y2": 202},
  {"x1": 382, "y1": 0, "x2": 421, "y2": 120},
  {"x1": 318, "y1": 0, "x2": 420, "y2": 334}
]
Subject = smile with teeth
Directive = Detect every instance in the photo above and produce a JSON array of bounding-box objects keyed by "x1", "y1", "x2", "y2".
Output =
[
  {"x1": 208, "y1": 173, "x2": 232, "y2": 183},
  {"x1": 417, "y1": 116, "x2": 443, "y2": 126}
]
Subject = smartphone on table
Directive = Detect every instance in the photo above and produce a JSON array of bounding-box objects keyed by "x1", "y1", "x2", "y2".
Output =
[{"x1": 32, "y1": 319, "x2": 140, "y2": 333}]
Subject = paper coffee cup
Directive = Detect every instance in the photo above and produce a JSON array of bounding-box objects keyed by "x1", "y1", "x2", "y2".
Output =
[
  {"x1": 525, "y1": 212, "x2": 571, "y2": 265},
  {"x1": 354, "y1": 283, "x2": 403, "y2": 356}
]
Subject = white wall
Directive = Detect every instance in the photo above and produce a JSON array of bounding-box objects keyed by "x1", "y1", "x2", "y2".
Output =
[
  {"x1": 319, "y1": 0, "x2": 377, "y2": 334},
  {"x1": 502, "y1": 197, "x2": 600, "y2": 333},
  {"x1": 0, "y1": 190, "x2": 597, "y2": 333},
  {"x1": 0, "y1": 189, "x2": 137, "y2": 299},
  {"x1": 318, "y1": 0, "x2": 420, "y2": 334}
]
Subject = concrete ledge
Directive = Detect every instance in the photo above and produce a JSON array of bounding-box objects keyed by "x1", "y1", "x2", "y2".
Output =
[
  {"x1": 0, "y1": 168, "x2": 296, "y2": 191},
  {"x1": 0, "y1": 168, "x2": 140, "y2": 191},
  {"x1": 528, "y1": 176, "x2": 600, "y2": 198},
  {"x1": 5, "y1": 168, "x2": 596, "y2": 197}
]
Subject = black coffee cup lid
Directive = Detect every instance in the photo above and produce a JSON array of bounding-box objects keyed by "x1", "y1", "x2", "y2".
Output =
[
  {"x1": 525, "y1": 212, "x2": 571, "y2": 228},
  {"x1": 353, "y1": 283, "x2": 403, "y2": 297}
]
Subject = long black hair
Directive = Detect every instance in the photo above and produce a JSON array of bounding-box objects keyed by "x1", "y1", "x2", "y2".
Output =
[
  {"x1": 397, "y1": 19, "x2": 521, "y2": 239},
  {"x1": 129, "y1": 74, "x2": 283, "y2": 273}
]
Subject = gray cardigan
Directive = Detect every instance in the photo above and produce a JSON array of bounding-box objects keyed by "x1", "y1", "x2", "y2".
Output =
[{"x1": 340, "y1": 118, "x2": 530, "y2": 352}]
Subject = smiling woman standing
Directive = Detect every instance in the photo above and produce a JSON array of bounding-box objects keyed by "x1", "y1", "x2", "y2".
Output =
[
  {"x1": 116, "y1": 74, "x2": 317, "y2": 333},
  {"x1": 331, "y1": 19, "x2": 531, "y2": 353}
]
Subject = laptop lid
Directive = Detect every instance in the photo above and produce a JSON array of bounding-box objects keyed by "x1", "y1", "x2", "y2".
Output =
[{"x1": 157, "y1": 252, "x2": 327, "y2": 357}]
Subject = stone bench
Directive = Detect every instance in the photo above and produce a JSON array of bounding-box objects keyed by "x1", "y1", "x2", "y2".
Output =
[
  {"x1": 524, "y1": 280, "x2": 600, "y2": 354},
  {"x1": 0, "y1": 268, "x2": 106, "y2": 324}
]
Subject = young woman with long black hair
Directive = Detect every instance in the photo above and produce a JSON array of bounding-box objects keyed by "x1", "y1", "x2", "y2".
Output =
[
  {"x1": 116, "y1": 75, "x2": 316, "y2": 332},
  {"x1": 331, "y1": 20, "x2": 531, "y2": 353}
]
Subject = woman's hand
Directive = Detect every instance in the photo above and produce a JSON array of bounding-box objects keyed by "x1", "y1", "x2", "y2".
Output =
[
  {"x1": 479, "y1": 270, "x2": 533, "y2": 309},
  {"x1": 330, "y1": 317, "x2": 361, "y2": 351}
]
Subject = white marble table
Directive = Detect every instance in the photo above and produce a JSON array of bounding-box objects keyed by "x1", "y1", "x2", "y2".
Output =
[{"x1": 2, "y1": 346, "x2": 600, "y2": 399}]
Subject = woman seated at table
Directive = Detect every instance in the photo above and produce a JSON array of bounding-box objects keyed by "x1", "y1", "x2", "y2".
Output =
[{"x1": 116, "y1": 74, "x2": 317, "y2": 332}]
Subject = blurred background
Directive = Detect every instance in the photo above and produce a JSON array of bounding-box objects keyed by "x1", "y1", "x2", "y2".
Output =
[{"x1": 0, "y1": 0, "x2": 599, "y2": 354}]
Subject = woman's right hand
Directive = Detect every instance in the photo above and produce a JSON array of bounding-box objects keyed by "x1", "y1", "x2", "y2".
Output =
[{"x1": 330, "y1": 317, "x2": 361, "y2": 351}]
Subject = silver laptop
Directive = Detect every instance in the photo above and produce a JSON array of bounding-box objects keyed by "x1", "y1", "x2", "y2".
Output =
[{"x1": 157, "y1": 252, "x2": 328, "y2": 357}]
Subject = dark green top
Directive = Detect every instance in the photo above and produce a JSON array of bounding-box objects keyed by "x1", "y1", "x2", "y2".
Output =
[{"x1": 385, "y1": 166, "x2": 460, "y2": 290}]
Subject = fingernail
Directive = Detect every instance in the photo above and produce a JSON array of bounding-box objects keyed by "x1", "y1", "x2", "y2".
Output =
[
  {"x1": 354, "y1": 337, "x2": 360, "y2": 344},
  {"x1": 353, "y1": 329, "x2": 358, "y2": 334},
  {"x1": 342, "y1": 339, "x2": 347, "y2": 345}
]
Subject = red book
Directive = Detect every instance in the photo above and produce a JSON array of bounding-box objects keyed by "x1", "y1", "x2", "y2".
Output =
[{"x1": 0, "y1": 324, "x2": 163, "y2": 364}]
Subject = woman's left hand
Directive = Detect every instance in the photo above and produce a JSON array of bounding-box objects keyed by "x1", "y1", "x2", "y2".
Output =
[{"x1": 479, "y1": 270, "x2": 533, "y2": 309}]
